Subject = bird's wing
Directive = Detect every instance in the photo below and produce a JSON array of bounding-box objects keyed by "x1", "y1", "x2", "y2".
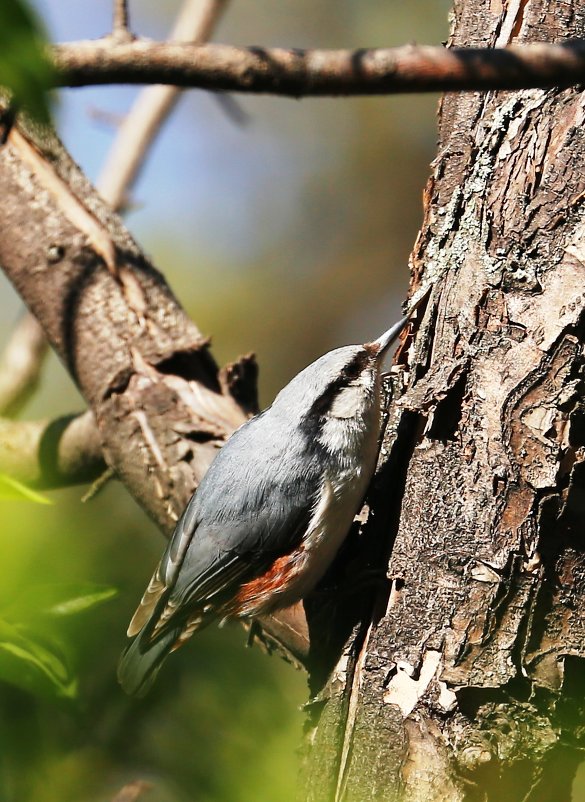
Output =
[
  {"x1": 125, "y1": 493, "x2": 204, "y2": 637},
  {"x1": 127, "y1": 414, "x2": 322, "y2": 640},
  {"x1": 120, "y1": 414, "x2": 324, "y2": 696},
  {"x1": 128, "y1": 498, "x2": 314, "y2": 641}
]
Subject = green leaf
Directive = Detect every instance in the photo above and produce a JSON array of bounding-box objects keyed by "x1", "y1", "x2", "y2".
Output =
[
  {"x1": 44, "y1": 583, "x2": 119, "y2": 617},
  {"x1": 0, "y1": 584, "x2": 118, "y2": 701},
  {"x1": 0, "y1": 0, "x2": 55, "y2": 123},
  {"x1": 0, "y1": 618, "x2": 76, "y2": 700},
  {"x1": 0, "y1": 473, "x2": 53, "y2": 504},
  {"x1": 6, "y1": 582, "x2": 119, "y2": 621}
]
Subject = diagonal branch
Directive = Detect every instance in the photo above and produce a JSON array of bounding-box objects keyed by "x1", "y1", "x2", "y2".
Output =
[
  {"x1": 0, "y1": 313, "x2": 48, "y2": 417},
  {"x1": 0, "y1": 0, "x2": 230, "y2": 483},
  {"x1": 98, "y1": 0, "x2": 230, "y2": 210},
  {"x1": 0, "y1": 114, "x2": 253, "y2": 532},
  {"x1": 52, "y1": 38, "x2": 585, "y2": 96}
]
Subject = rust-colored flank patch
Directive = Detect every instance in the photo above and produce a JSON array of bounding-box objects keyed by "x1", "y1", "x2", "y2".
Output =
[{"x1": 233, "y1": 549, "x2": 304, "y2": 614}]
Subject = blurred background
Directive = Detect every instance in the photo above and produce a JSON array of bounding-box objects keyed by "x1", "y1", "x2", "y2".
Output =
[{"x1": 0, "y1": 1, "x2": 451, "y2": 800}]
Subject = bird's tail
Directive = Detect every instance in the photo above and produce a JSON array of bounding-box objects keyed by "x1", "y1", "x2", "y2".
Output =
[{"x1": 117, "y1": 626, "x2": 180, "y2": 697}]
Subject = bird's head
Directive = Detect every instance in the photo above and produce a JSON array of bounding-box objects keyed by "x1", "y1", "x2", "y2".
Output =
[{"x1": 271, "y1": 316, "x2": 408, "y2": 429}]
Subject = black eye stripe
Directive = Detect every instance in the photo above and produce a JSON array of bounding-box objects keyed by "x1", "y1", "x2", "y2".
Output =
[
  {"x1": 309, "y1": 352, "x2": 368, "y2": 417},
  {"x1": 341, "y1": 352, "x2": 368, "y2": 380},
  {"x1": 342, "y1": 361, "x2": 361, "y2": 380},
  {"x1": 311, "y1": 382, "x2": 339, "y2": 415}
]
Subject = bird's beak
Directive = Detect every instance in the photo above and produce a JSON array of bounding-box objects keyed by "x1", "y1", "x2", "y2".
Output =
[
  {"x1": 367, "y1": 285, "x2": 430, "y2": 358},
  {"x1": 369, "y1": 315, "x2": 410, "y2": 357}
]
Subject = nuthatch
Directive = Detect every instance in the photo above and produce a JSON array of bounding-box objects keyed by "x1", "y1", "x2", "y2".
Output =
[{"x1": 119, "y1": 295, "x2": 425, "y2": 695}]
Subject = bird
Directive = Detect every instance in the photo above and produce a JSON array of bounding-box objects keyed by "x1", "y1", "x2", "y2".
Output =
[{"x1": 118, "y1": 295, "x2": 426, "y2": 695}]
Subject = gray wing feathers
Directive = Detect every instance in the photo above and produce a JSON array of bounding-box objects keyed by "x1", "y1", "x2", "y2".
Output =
[
  {"x1": 163, "y1": 412, "x2": 322, "y2": 607},
  {"x1": 126, "y1": 570, "x2": 166, "y2": 637},
  {"x1": 118, "y1": 624, "x2": 180, "y2": 696},
  {"x1": 120, "y1": 412, "x2": 321, "y2": 693},
  {"x1": 125, "y1": 494, "x2": 202, "y2": 637}
]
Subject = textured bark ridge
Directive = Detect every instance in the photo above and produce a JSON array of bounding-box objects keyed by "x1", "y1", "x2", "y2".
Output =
[
  {"x1": 0, "y1": 115, "x2": 254, "y2": 533},
  {"x1": 302, "y1": 2, "x2": 585, "y2": 800}
]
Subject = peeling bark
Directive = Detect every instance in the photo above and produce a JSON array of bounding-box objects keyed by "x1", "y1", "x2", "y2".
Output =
[{"x1": 301, "y1": 1, "x2": 585, "y2": 800}]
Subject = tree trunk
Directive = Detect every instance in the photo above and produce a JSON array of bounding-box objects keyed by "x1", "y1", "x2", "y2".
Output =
[{"x1": 301, "y1": 2, "x2": 585, "y2": 800}]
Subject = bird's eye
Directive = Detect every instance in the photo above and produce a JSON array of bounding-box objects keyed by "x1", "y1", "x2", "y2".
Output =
[{"x1": 342, "y1": 358, "x2": 362, "y2": 381}]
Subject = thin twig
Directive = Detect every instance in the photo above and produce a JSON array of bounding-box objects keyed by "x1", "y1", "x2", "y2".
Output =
[
  {"x1": 111, "y1": 780, "x2": 152, "y2": 802},
  {"x1": 52, "y1": 38, "x2": 585, "y2": 96},
  {"x1": 112, "y1": 0, "x2": 131, "y2": 41},
  {"x1": 0, "y1": 313, "x2": 48, "y2": 417},
  {"x1": 98, "y1": 0, "x2": 230, "y2": 210},
  {"x1": 81, "y1": 466, "x2": 115, "y2": 502}
]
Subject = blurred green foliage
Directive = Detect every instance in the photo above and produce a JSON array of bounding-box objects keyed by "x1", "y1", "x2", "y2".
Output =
[
  {"x1": 0, "y1": 486, "x2": 306, "y2": 802},
  {"x1": 0, "y1": 0, "x2": 54, "y2": 122},
  {"x1": 0, "y1": 473, "x2": 53, "y2": 504},
  {"x1": 0, "y1": 616, "x2": 76, "y2": 701},
  {"x1": 0, "y1": 578, "x2": 117, "y2": 703}
]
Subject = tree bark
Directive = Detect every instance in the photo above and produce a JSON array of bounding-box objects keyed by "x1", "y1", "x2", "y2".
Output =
[
  {"x1": 301, "y1": 2, "x2": 585, "y2": 800},
  {"x1": 51, "y1": 38, "x2": 585, "y2": 96},
  {"x1": 0, "y1": 116, "x2": 255, "y2": 532},
  {"x1": 0, "y1": 411, "x2": 105, "y2": 488}
]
